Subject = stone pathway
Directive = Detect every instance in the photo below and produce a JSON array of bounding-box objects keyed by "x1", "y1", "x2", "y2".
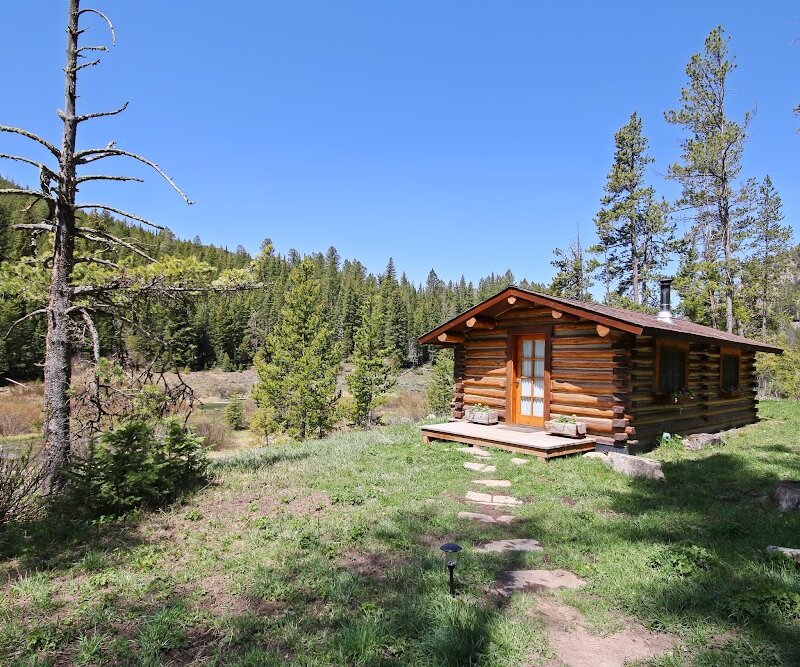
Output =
[
  {"x1": 458, "y1": 511, "x2": 514, "y2": 524},
  {"x1": 457, "y1": 446, "x2": 492, "y2": 458},
  {"x1": 463, "y1": 461, "x2": 496, "y2": 473},
  {"x1": 451, "y1": 449, "x2": 678, "y2": 667},
  {"x1": 466, "y1": 490, "x2": 524, "y2": 506},
  {"x1": 475, "y1": 539, "x2": 542, "y2": 553},
  {"x1": 472, "y1": 479, "x2": 512, "y2": 488}
]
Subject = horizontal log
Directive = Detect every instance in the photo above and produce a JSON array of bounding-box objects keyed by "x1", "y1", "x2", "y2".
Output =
[
  {"x1": 464, "y1": 339, "x2": 507, "y2": 349},
  {"x1": 462, "y1": 386, "x2": 506, "y2": 400},
  {"x1": 451, "y1": 410, "x2": 464, "y2": 419},
  {"x1": 551, "y1": 349, "x2": 621, "y2": 360},
  {"x1": 463, "y1": 394, "x2": 505, "y2": 408},
  {"x1": 551, "y1": 380, "x2": 620, "y2": 395},
  {"x1": 464, "y1": 367, "x2": 507, "y2": 378},
  {"x1": 463, "y1": 377, "x2": 506, "y2": 388},
  {"x1": 553, "y1": 359, "x2": 629, "y2": 370},
  {"x1": 550, "y1": 392, "x2": 616, "y2": 408},
  {"x1": 466, "y1": 316, "x2": 496, "y2": 330},
  {"x1": 438, "y1": 333, "x2": 465, "y2": 344},
  {"x1": 552, "y1": 371, "x2": 617, "y2": 382}
]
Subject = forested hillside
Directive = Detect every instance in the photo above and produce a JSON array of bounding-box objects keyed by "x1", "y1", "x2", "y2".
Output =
[{"x1": 0, "y1": 175, "x2": 552, "y2": 379}]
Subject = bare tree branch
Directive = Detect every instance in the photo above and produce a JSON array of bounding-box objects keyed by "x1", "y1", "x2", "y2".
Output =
[
  {"x1": 76, "y1": 226, "x2": 157, "y2": 262},
  {"x1": 75, "y1": 58, "x2": 101, "y2": 72},
  {"x1": 0, "y1": 126, "x2": 60, "y2": 158},
  {"x1": 0, "y1": 153, "x2": 52, "y2": 172},
  {"x1": 4, "y1": 309, "x2": 47, "y2": 339},
  {"x1": 12, "y1": 222, "x2": 56, "y2": 233},
  {"x1": 77, "y1": 44, "x2": 109, "y2": 55},
  {"x1": 76, "y1": 174, "x2": 143, "y2": 184},
  {"x1": 0, "y1": 188, "x2": 54, "y2": 201},
  {"x1": 73, "y1": 203, "x2": 164, "y2": 229},
  {"x1": 75, "y1": 148, "x2": 194, "y2": 204},
  {"x1": 75, "y1": 101, "x2": 129, "y2": 123},
  {"x1": 78, "y1": 8, "x2": 116, "y2": 45}
]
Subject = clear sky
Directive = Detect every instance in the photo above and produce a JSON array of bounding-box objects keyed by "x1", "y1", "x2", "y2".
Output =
[{"x1": 1, "y1": 1, "x2": 798, "y2": 285}]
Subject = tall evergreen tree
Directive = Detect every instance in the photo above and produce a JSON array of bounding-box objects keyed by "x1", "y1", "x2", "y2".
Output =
[
  {"x1": 666, "y1": 26, "x2": 752, "y2": 332},
  {"x1": 346, "y1": 293, "x2": 395, "y2": 426},
  {"x1": 592, "y1": 113, "x2": 674, "y2": 308},
  {"x1": 741, "y1": 176, "x2": 793, "y2": 339},
  {"x1": 550, "y1": 233, "x2": 594, "y2": 301},
  {"x1": 251, "y1": 260, "x2": 341, "y2": 440},
  {"x1": 426, "y1": 348, "x2": 454, "y2": 415}
]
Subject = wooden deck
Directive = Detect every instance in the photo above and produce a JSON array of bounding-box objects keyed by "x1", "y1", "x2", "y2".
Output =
[{"x1": 421, "y1": 421, "x2": 597, "y2": 459}]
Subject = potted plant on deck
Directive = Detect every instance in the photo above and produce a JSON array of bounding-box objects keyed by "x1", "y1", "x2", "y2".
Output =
[
  {"x1": 545, "y1": 415, "x2": 587, "y2": 438},
  {"x1": 465, "y1": 403, "x2": 499, "y2": 425}
]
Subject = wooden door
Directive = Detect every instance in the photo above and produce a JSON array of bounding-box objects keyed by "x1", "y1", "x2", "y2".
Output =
[{"x1": 514, "y1": 334, "x2": 547, "y2": 426}]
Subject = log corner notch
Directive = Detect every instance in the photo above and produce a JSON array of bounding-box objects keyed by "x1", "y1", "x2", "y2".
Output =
[
  {"x1": 596, "y1": 324, "x2": 611, "y2": 337},
  {"x1": 466, "y1": 316, "x2": 495, "y2": 330},
  {"x1": 437, "y1": 332, "x2": 465, "y2": 344}
]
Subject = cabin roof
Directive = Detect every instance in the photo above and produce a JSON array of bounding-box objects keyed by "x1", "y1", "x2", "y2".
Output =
[{"x1": 418, "y1": 286, "x2": 783, "y2": 354}]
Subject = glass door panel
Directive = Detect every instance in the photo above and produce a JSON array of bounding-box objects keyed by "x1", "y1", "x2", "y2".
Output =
[{"x1": 515, "y1": 334, "x2": 546, "y2": 426}]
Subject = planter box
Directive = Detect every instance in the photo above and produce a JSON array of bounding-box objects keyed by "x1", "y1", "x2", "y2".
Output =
[
  {"x1": 466, "y1": 409, "x2": 499, "y2": 425},
  {"x1": 545, "y1": 420, "x2": 587, "y2": 438}
]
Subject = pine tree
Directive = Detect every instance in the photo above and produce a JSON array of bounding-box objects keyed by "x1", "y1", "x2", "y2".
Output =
[
  {"x1": 550, "y1": 233, "x2": 594, "y2": 301},
  {"x1": 224, "y1": 395, "x2": 245, "y2": 430},
  {"x1": 592, "y1": 113, "x2": 674, "y2": 308},
  {"x1": 741, "y1": 176, "x2": 793, "y2": 339},
  {"x1": 666, "y1": 26, "x2": 752, "y2": 332},
  {"x1": 346, "y1": 294, "x2": 395, "y2": 426},
  {"x1": 426, "y1": 349, "x2": 454, "y2": 415},
  {"x1": 251, "y1": 260, "x2": 341, "y2": 440}
]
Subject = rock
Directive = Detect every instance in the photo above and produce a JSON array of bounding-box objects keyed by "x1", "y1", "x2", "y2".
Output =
[
  {"x1": 769, "y1": 481, "x2": 800, "y2": 512},
  {"x1": 475, "y1": 539, "x2": 543, "y2": 553},
  {"x1": 426, "y1": 413, "x2": 436, "y2": 419},
  {"x1": 583, "y1": 451, "x2": 608, "y2": 460},
  {"x1": 472, "y1": 479, "x2": 512, "y2": 488},
  {"x1": 457, "y1": 446, "x2": 492, "y2": 459},
  {"x1": 465, "y1": 490, "x2": 523, "y2": 506},
  {"x1": 496, "y1": 569, "x2": 585, "y2": 593},
  {"x1": 684, "y1": 433, "x2": 725, "y2": 451},
  {"x1": 510, "y1": 457, "x2": 528, "y2": 465},
  {"x1": 458, "y1": 511, "x2": 498, "y2": 523},
  {"x1": 766, "y1": 545, "x2": 800, "y2": 563},
  {"x1": 463, "y1": 462, "x2": 496, "y2": 473},
  {"x1": 605, "y1": 452, "x2": 665, "y2": 480}
]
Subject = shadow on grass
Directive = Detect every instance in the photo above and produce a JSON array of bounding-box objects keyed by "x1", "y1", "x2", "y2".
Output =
[{"x1": 603, "y1": 452, "x2": 800, "y2": 664}]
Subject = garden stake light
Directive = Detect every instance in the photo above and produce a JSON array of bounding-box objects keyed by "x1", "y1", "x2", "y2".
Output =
[{"x1": 440, "y1": 542, "x2": 462, "y2": 596}]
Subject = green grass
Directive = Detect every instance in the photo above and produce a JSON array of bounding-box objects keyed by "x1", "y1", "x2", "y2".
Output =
[{"x1": 1, "y1": 401, "x2": 799, "y2": 665}]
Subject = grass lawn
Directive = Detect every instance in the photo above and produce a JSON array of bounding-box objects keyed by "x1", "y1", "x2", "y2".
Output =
[{"x1": 1, "y1": 401, "x2": 799, "y2": 665}]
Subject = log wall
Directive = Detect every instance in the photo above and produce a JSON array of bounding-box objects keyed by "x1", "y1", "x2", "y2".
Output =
[
  {"x1": 448, "y1": 304, "x2": 760, "y2": 450},
  {"x1": 451, "y1": 305, "x2": 629, "y2": 447},
  {"x1": 625, "y1": 336, "x2": 758, "y2": 449}
]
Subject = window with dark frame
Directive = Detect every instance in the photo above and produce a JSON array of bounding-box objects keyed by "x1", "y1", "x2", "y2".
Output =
[
  {"x1": 659, "y1": 345, "x2": 687, "y2": 393},
  {"x1": 721, "y1": 353, "x2": 740, "y2": 392}
]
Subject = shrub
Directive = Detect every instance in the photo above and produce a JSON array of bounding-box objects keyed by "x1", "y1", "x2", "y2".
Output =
[
  {"x1": 66, "y1": 420, "x2": 209, "y2": 513},
  {"x1": 0, "y1": 444, "x2": 44, "y2": 529},
  {"x1": 224, "y1": 396, "x2": 245, "y2": 430},
  {"x1": 192, "y1": 415, "x2": 233, "y2": 450},
  {"x1": 647, "y1": 544, "x2": 717, "y2": 577},
  {"x1": 0, "y1": 385, "x2": 43, "y2": 436},
  {"x1": 426, "y1": 350, "x2": 454, "y2": 415}
]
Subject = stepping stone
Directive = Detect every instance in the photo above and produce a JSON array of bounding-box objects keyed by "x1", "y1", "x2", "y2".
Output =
[
  {"x1": 510, "y1": 458, "x2": 528, "y2": 465},
  {"x1": 497, "y1": 569, "x2": 585, "y2": 593},
  {"x1": 466, "y1": 490, "x2": 523, "y2": 506},
  {"x1": 463, "y1": 462, "x2": 496, "y2": 473},
  {"x1": 457, "y1": 446, "x2": 492, "y2": 458},
  {"x1": 475, "y1": 539, "x2": 543, "y2": 553},
  {"x1": 472, "y1": 479, "x2": 512, "y2": 488},
  {"x1": 458, "y1": 511, "x2": 515, "y2": 524}
]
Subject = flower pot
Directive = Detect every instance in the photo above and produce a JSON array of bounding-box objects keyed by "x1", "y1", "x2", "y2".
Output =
[
  {"x1": 545, "y1": 420, "x2": 587, "y2": 438},
  {"x1": 466, "y1": 409, "x2": 499, "y2": 425}
]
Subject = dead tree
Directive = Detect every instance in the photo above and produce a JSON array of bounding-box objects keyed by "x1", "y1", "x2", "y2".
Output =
[{"x1": 0, "y1": 0, "x2": 194, "y2": 492}]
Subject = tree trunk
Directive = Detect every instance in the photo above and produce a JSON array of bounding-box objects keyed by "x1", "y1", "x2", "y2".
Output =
[
  {"x1": 42, "y1": 0, "x2": 80, "y2": 492},
  {"x1": 631, "y1": 212, "x2": 639, "y2": 306}
]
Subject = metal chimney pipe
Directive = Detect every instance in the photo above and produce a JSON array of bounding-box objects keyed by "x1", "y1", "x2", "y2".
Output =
[{"x1": 658, "y1": 279, "x2": 673, "y2": 320}]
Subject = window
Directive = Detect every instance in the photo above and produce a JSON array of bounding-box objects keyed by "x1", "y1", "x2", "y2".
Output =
[
  {"x1": 720, "y1": 347, "x2": 741, "y2": 393},
  {"x1": 655, "y1": 339, "x2": 689, "y2": 394}
]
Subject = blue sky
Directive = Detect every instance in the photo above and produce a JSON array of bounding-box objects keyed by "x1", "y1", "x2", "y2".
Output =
[{"x1": 1, "y1": 1, "x2": 798, "y2": 285}]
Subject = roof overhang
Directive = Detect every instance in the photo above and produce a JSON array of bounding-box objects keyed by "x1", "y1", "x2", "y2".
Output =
[{"x1": 418, "y1": 287, "x2": 643, "y2": 345}]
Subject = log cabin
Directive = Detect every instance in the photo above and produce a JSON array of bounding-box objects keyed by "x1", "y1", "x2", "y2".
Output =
[{"x1": 418, "y1": 280, "x2": 782, "y2": 457}]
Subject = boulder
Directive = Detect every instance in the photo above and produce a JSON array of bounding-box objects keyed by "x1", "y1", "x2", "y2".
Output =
[
  {"x1": 766, "y1": 546, "x2": 800, "y2": 563},
  {"x1": 583, "y1": 451, "x2": 608, "y2": 461},
  {"x1": 605, "y1": 452, "x2": 665, "y2": 481},
  {"x1": 684, "y1": 433, "x2": 725, "y2": 451},
  {"x1": 769, "y1": 481, "x2": 800, "y2": 512},
  {"x1": 475, "y1": 538, "x2": 543, "y2": 553}
]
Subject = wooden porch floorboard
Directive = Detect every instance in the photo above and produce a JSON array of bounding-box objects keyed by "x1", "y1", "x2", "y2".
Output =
[{"x1": 420, "y1": 421, "x2": 596, "y2": 459}]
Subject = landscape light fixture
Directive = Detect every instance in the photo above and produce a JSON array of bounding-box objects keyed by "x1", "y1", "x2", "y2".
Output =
[{"x1": 440, "y1": 542, "x2": 462, "y2": 597}]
